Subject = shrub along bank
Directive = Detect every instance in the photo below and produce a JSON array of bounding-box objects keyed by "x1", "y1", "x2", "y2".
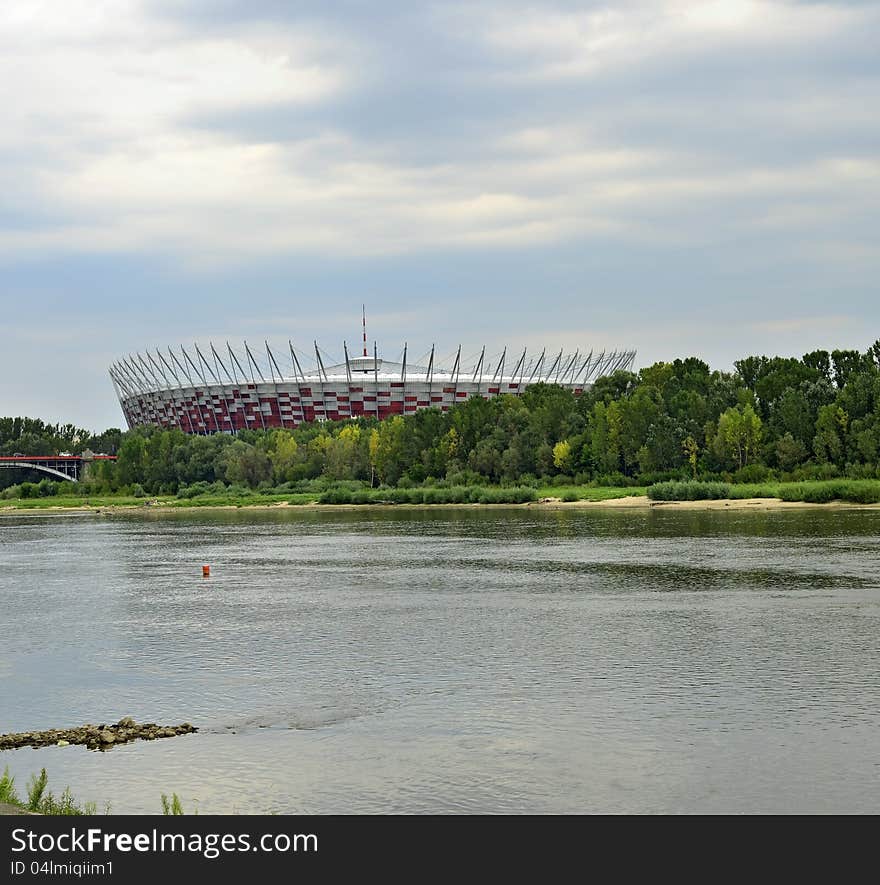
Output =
[{"x1": 646, "y1": 479, "x2": 880, "y2": 504}]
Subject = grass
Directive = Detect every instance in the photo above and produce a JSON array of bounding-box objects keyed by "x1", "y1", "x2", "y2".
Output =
[
  {"x1": 165, "y1": 493, "x2": 315, "y2": 508},
  {"x1": 1, "y1": 766, "x2": 195, "y2": 815},
  {"x1": 535, "y1": 485, "x2": 647, "y2": 502},
  {"x1": 647, "y1": 479, "x2": 880, "y2": 504},
  {"x1": 0, "y1": 493, "x2": 320, "y2": 510},
  {"x1": 0, "y1": 766, "x2": 99, "y2": 815},
  {"x1": 1, "y1": 495, "x2": 145, "y2": 509},
  {"x1": 647, "y1": 481, "x2": 733, "y2": 501},
  {"x1": 776, "y1": 480, "x2": 880, "y2": 504},
  {"x1": 161, "y1": 792, "x2": 186, "y2": 815},
  {"x1": 317, "y1": 485, "x2": 539, "y2": 505}
]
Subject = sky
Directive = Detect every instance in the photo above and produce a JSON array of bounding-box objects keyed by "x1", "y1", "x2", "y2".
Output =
[{"x1": 1, "y1": 0, "x2": 878, "y2": 430}]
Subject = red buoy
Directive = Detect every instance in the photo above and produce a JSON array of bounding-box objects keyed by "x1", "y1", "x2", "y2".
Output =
[{"x1": 202, "y1": 564, "x2": 211, "y2": 577}]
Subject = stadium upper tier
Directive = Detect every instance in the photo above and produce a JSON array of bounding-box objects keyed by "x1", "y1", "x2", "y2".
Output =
[{"x1": 109, "y1": 341, "x2": 636, "y2": 433}]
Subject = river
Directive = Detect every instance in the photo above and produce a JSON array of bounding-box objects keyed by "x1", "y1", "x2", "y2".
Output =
[{"x1": 1, "y1": 506, "x2": 879, "y2": 813}]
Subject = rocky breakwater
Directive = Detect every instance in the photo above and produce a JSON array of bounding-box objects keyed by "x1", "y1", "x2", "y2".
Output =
[{"x1": 0, "y1": 717, "x2": 197, "y2": 751}]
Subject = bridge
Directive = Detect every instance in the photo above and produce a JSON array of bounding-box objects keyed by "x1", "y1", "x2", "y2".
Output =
[{"x1": 0, "y1": 453, "x2": 117, "y2": 483}]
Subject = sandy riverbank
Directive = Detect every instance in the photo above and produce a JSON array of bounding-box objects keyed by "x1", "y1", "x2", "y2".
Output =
[
  {"x1": 565, "y1": 495, "x2": 880, "y2": 510},
  {"x1": 3, "y1": 496, "x2": 880, "y2": 514}
]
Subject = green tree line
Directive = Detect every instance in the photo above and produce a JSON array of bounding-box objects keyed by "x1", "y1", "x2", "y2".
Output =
[
  {"x1": 0, "y1": 417, "x2": 122, "y2": 458},
  {"x1": 4, "y1": 341, "x2": 880, "y2": 496}
]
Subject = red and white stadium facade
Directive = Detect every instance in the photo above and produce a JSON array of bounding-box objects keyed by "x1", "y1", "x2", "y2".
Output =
[{"x1": 110, "y1": 340, "x2": 636, "y2": 434}]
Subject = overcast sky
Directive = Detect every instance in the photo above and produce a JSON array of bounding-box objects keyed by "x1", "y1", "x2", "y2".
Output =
[{"x1": 1, "y1": 0, "x2": 878, "y2": 429}]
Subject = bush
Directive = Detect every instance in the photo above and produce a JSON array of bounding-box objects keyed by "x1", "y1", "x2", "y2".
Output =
[
  {"x1": 777, "y1": 480, "x2": 880, "y2": 504},
  {"x1": 176, "y1": 482, "x2": 213, "y2": 499},
  {"x1": 785, "y1": 463, "x2": 842, "y2": 482},
  {"x1": 727, "y1": 483, "x2": 779, "y2": 499},
  {"x1": 733, "y1": 464, "x2": 776, "y2": 484},
  {"x1": 476, "y1": 486, "x2": 536, "y2": 504},
  {"x1": 592, "y1": 472, "x2": 638, "y2": 488},
  {"x1": 647, "y1": 481, "x2": 732, "y2": 501},
  {"x1": 318, "y1": 488, "x2": 352, "y2": 504},
  {"x1": 445, "y1": 469, "x2": 484, "y2": 487},
  {"x1": 778, "y1": 482, "x2": 834, "y2": 503},
  {"x1": 393, "y1": 488, "x2": 424, "y2": 504},
  {"x1": 226, "y1": 484, "x2": 254, "y2": 497},
  {"x1": 637, "y1": 470, "x2": 688, "y2": 486},
  {"x1": 316, "y1": 484, "x2": 537, "y2": 506},
  {"x1": 844, "y1": 463, "x2": 880, "y2": 480},
  {"x1": 647, "y1": 478, "x2": 880, "y2": 505}
]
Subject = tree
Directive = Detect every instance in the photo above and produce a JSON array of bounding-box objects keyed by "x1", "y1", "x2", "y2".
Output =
[
  {"x1": 682, "y1": 435, "x2": 699, "y2": 479},
  {"x1": 116, "y1": 434, "x2": 147, "y2": 487},
  {"x1": 325, "y1": 424, "x2": 367, "y2": 480},
  {"x1": 802, "y1": 349, "x2": 831, "y2": 381},
  {"x1": 775, "y1": 432, "x2": 807, "y2": 471},
  {"x1": 852, "y1": 424, "x2": 878, "y2": 464},
  {"x1": 584, "y1": 371, "x2": 638, "y2": 408},
  {"x1": 714, "y1": 405, "x2": 763, "y2": 469},
  {"x1": 813, "y1": 405, "x2": 847, "y2": 465},
  {"x1": 371, "y1": 416, "x2": 407, "y2": 486},
  {"x1": 753, "y1": 358, "x2": 817, "y2": 416},
  {"x1": 589, "y1": 401, "x2": 622, "y2": 475},
  {"x1": 221, "y1": 440, "x2": 272, "y2": 488},
  {"x1": 268, "y1": 432, "x2": 299, "y2": 483},
  {"x1": 831, "y1": 349, "x2": 865, "y2": 389},
  {"x1": 552, "y1": 440, "x2": 572, "y2": 472},
  {"x1": 770, "y1": 388, "x2": 814, "y2": 447},
  {"x1": 368, "y1": 429, "x2": 381, "y2": 487},
  {"x1": 469, "y1": 438, "x2": 503, "y2": 479},
  {"x1": 734, "y1": 356, "x2": 768, "y2": 391}
]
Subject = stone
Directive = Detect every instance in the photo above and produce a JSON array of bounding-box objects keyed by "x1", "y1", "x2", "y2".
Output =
[{"x1": 1, "y1": 719, "x2": 196, "y2": 752}]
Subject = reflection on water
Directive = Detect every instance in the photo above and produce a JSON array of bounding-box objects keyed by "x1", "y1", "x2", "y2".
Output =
[{"x1": 1, "y1": 507, "x2": 879, "y2": 813}]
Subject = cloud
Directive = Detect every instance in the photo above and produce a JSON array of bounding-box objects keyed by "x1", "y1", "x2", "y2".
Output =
[
  {"x1": 0, "y1": 0, "x2": 876, "y2": 266},
  {"x1": 0, "y1": 1, "x2": 878, "y2": 427},
  {"x1": 470, "y1": 0, "x2": 863, "y2": 80}
]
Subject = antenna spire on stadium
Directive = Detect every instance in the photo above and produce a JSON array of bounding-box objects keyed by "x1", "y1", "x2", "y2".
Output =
[{"x1": 362, "y1": 304, "x2": 368, "y2": 357}]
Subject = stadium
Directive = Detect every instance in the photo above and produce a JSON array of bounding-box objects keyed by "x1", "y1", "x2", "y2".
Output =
[{"x1": 109, "y1": 323, "x2": 636, "y2": 433}]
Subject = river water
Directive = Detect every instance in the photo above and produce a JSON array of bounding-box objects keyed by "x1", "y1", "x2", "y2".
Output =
[{"x1": 1, "y1": 506, "x2": 879, "y2": 814}]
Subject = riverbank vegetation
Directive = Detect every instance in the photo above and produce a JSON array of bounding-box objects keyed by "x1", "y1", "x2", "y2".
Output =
[
  {"x1": 3, "y1": 341, "x2": 879, "y2": 505},
  {"x1": 0, "y1": 766, "x2": 98, "y2": 815},
  {"x1": 1, "y1": 766, "x2": 190, "y2": 815},
  {"x1": 647, "y1": 479, "x2": 880, "y2": 503}
]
